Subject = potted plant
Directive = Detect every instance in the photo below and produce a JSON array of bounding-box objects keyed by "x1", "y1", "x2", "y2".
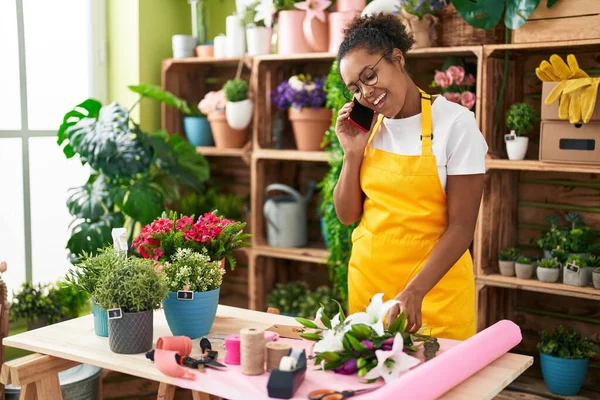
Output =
[
  {"x1": 267, "y1": 281, "x2": 310, "y2": 316},
  {"x1": 430, "y1": 59, "x2": 476, "y2": 111},
  {"x1": 162, "y1": 248, "x2": 224, "y2": 338},
  {"x1": 199, "y1": 90, "x2": 247, "y2": 149},
  {"x1": 94, "y1": 257, "x2": 167, "y2": 354},
  {"x1": 587, "y1": 255, "x2": 600, "y2": 289},
  {"x1": 271, "y1": 74, "x2": 331, "y2": 151},
  {"x1": 498, "y1": 247, "x2": 519, "y2": 276},
  {"x1": 515, "y1": 256, "x2": 534, "y2": 279},
  {"x1": 538, "y1": 325, "x2": 595, "y2": 396},
  {"x1": 224, "y1": 78, "x2": 254, "y2": 131},
  {"x1": 243, "y1": 0, "x2": 273, "y2": 56},
  {"x1": 536, "y1": 258, "x2": 561, "y2": 283},
  {"x1": 563, "y1": 254, "x2": 589, "y2": 287},
  {"x1": 298, "y1": 285, "x2": 339, "y2": 319},
  {"x1": 132, "y1": 211, "x2": 252, "y2": 270},
  {"x1": 536, "y1": 215, "x2": 567, "y2": 259},
  {"x1": 65, "y1": 247, "x2": 125, "y2": 337},
  {"x1": 593, "y1": 267, "x2": 600, "y2": 289},
  {"x1": 504, "y1": 102, "x2": 539, "y2": 160},
  {"x1": 394, "y1": 0, "x2": 444, "y2": 48}
]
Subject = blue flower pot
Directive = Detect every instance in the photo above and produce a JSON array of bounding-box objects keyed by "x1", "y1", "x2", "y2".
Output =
[
  {"x1": 162, "y1": 288, "x2": 220, "y2": 339},
  {"x1": 540, "y1": 352, "x2": 589, "y2": 396},
  {"x1": 92, "y1": 298, "x2": 108, "y2": 337},
  {"x1": 184, "y1": 116, "x2": 213, "y2": 147}
]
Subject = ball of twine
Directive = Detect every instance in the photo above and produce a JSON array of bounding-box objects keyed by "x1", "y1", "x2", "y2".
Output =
[
  {"x1": 240, "y1": 327, "x2": 265, "y2": 375},
  {"x1": 266, "y1": 341, "x2": 291, "y2": 371}
]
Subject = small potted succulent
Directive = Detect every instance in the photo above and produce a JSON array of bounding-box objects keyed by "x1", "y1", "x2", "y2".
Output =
[
  {"x1": 199, "y1": 90, "x2": 246, "y2": 149},
  {"x1": 563, "y1": 254, "x2": 589, "y2": 287},
  {"x1": 515, "y1": 256, "x2": 534, "y2": 279},
  {"x1": 65, "y1": 247, "x2": 125, "y2": 337},
  {"x1": 498, "y1": 247, "x2": 519, "y2": 276},
  {"x1": 394, "y1": 0, "x2": 444, "y2": 48},
  {"x1": 271, "y1": 74, "x2": 330, "y2": 151},
  {"x1": 94, "y1": 257, "x2": 167, "y2": 354},
  {"x1": 538, "y1": 325, "x2": 595, "y2": 396},
  {"x1": 536, "y1": 258, "x2": 561, "y2": 283},
  {"x1": 504, "y1": 102, "x2": 539, "y2": 160},
  {"x1": 267, "y1": 281, "x2": 310, "y2": 317},
  {"x1": 162, "y1": 248, "x2": 224, "y2": 338},
  {"x1": 243, "y1": 0, "x2": 273, "y2": 56},
  {"x1": 587, "y1": 255, "x2": 600, "y2": 289},
  {"x1": 224, "y1": 78, "x2": 254, "y2": 131},
  {"x1": 536, "y1": 215, "x2": 567, "y2": 259}
]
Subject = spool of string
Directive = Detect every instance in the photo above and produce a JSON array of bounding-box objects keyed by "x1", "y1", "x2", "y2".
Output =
[
  {"x1": 224, "y1": 334, "x2": 241, "y2": 365},
  {"x1": 240, "y1": 327, "x2": 265, "y2": 375},
  {"x1": 266, "y1": 342, "x2": 291, "y2": 371}
]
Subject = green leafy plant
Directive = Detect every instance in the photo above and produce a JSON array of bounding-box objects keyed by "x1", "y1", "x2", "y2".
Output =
[
  {"x1": 451, "y1": 0, "x2": 555, "y2": 31},
  {"x1": 163, "y1": 248, "x2": 224, "y2": 292},
  {"x1": 506, "y1": 103, "x2": 539, "y2": 136},
  {"x1": 517, "y1": 257, "x2": 531, "y2": 264},
  {"x1": 243, "y1": 1, "x2": 265, "y2": 27},
  {"x1": 538, "y1": 325, "x2": 595, "y2": 359},
  {"x1": 537, "y1": 258, "x2": 560, "y2": 269},
  {"x1": 587, "y1": 254, "x2": 600, "y2": 268},
  {"x1": 179, "y1": 188, "x2": 247, "y2": 221},
  {"x1": 57, "y1": 86, "x2": 210, "y2": 262},
  {"x1": 129, "y1": 83, "x2": 201, "y2": 116},
  {"x1": 566, "y1": 254, "x2": 588, "y2": 268},
  {"x1": 551, "y1": 247, "x2": 569, "y2": 264},
  {"x1": 318, "y1": 60, "x2": 356, "y2": 308},
  {"x1": 499, "y1": 247, "x2": 519, "y2": 261},
  {"x1": 65, "y1": 247, "x2": 124, "y2": 295},
  {"x1": 298, "y1": 286, "x2": 340, "y2": 319},
  {"x1": 536, "y1": 215, "x2": 568, "y2": 252},
  {"x1": 94, "y1": 257, "x2": 167, "y2": 313},
  {"x1": 223, "y1": 79, "x2": 249, "y2": 102},
  {"x1": 274, "y1": 0, "x2": 301, "y2": 11},
  {"x1": 267, "y1": 281, "x2": 310, "y2": 315}
]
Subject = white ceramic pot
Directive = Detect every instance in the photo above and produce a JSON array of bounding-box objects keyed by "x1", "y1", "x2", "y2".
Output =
[
  {"x1": 498, "y1": 260, "x2": 515, "y2": 277},
  {"x1": 214, "y1": 35, "x2": 228, "y2": 58},
  {"x1": 593, "y1": 269, "x2": 600, "y2": 289},
  {"x1": 246, "y1": 26, "x2": 272, "y2": 56},
  {"x1": 515, "y1": 262, "x2": 534, "y2": 279},
  {"x1": 536, "y1": 266, "x2": 560, "y2": 283},
  {"x1": 172, "y1": 35, "x2": 196, "y2": 58},
  {"x1": 505, "y1": 130, "x2": 529, "y2": 160},
  {"x1": 226, "y1": 14, "x2": 246, "y2": 57},
  {"x1": 226, "y1": 99, "x2": 254, "y2": 130}
]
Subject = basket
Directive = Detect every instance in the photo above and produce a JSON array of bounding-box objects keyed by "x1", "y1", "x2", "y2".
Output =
[{"x1": 438, "y1": 4, "x2": 505, "y2": 46}]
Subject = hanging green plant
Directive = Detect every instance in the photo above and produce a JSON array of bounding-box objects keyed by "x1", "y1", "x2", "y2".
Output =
[{"x1": 451, "y1": 0, "x2": 549, "y2": 31}]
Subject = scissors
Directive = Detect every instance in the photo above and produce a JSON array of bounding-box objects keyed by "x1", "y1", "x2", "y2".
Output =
[{"x1": 308, "y1": 387, "x2": 378, "y2": 400}]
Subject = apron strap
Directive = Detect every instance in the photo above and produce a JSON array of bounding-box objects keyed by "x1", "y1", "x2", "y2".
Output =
[
  {"x1": 419, "y1": 90, "x2": 433, "y2": 157},
  {"x1": 366, "y1": 114, "x2": 385, "y2": 147}
]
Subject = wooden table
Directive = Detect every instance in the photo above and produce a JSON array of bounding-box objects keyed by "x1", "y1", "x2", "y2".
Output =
[{"x1": 1, "y1": 305, "x2": 533, "y2": 400}]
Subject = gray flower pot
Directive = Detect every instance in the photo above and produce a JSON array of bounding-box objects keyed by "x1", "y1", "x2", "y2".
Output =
[
  {"x1": 515, "y1": 263, "x2": 534, "y2": 279},
  {"x1": 498, "y1": 261, "x2": 515, "y2": 277},
  {"x1": 593, "y1": 269, "x2": 600, "y2": 289},
  {"x1": 536, "y1": 266, "x2": 560, "y2": 283},
  {"x1": 108, "y1": 310, "x2": 153, "y2": 354},
  {"x1": 563, "y1": 266, "x2": 588, "y2": 287}
]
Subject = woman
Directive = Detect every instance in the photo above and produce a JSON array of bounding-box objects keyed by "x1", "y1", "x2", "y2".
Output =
[{"x1": 334, "y1": 13, "x2": 488, "y2": 340}]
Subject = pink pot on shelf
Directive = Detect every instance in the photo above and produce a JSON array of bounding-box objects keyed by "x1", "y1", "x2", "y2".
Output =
[
  {"x1": 328, "y1": 11, "x2": 359, "y2": 54},
  {"x1": 277, "y1": 10, "x2": 312, "y2": 54},
  {"x1": 336, "y1": 0, "x2": 365, "y2": 12},
  {"x1": 303, "y1": 12, "x2": 329, "y2": 52}
]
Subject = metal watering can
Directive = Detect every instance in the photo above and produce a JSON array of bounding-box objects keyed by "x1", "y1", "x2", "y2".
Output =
[{"x1": 263, "y1": 181, "x2": 316, "y2": 248}]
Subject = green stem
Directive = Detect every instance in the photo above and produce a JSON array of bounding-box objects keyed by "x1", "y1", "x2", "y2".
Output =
[
  {"x1": 515, "y1": 306, "x2": 600, "y2": 325},
  {"x1": 520, "y1": 201, "x2": 600, "y2": 214},
  {"x1": 521, "y1": 179, "x2": 600, "y2": 190},
  {"x1": 129, "y1": 96, "x2": 142, "y2": 114}
]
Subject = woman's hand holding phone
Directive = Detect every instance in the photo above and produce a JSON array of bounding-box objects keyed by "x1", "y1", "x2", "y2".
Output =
[{"x1": 336, "y1": 102, "x2": 379, "y2": 160}]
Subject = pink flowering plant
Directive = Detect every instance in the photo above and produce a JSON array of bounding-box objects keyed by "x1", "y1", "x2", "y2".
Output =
[
  {"x1": 198, "y1": 90, "x2": 226, "y2": 115},
  {"x1": 132, "y1": 211, "x2": 251, "y2": 270},
  {"x1": 295, "y1": 293, "x2": 439, "y2": 382},
  {"x1": 430, "y1": 60, "x2": 476, "y2": 111}
]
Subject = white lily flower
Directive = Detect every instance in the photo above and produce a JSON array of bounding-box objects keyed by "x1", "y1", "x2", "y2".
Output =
[
  {"x1": 364, "y1": 333, "x2": 421, "y2": 383},
  {"x1": 313, "y1": 307, "x2": 326, "y2": 329},
  {"x1": 254, "y1": 0, "x2": 276, "y2": 28},
  {"x1": 313, "y1": 328, "x2": 345, "y2": 353},
  {"x1": 345, "y1": 293, "x2": 399, "y2": 336}
]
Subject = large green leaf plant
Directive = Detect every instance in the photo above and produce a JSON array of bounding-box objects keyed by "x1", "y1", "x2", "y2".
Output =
[
  {"x1": 58, "y1": 84, "x2": 210, "y2": 262},
  {"x1": 319, "y1": 61, "x2": 357, "y2": 308},
  {"x1": 451, "y1": 0, "x2": 558, "y2": 31}
]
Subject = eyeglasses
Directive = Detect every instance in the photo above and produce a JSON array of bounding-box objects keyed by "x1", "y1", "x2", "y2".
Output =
[{"x1": 343, "y1": 51, "x2": 390, "y2": 101}]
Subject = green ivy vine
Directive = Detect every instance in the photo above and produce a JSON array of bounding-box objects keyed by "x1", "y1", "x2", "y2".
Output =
[{"x1": 319, "y1": 61, "x2": 357, "y2": 309}]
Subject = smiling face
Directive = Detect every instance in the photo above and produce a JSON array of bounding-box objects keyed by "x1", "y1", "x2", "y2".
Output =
[{"x1": 339, "y1": 47, "x2": 409, "y2": 118}]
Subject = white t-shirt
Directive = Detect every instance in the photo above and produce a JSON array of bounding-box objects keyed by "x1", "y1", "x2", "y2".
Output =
[{"x1": 370, "y1": 95, "x2": 488, "y2": 192}]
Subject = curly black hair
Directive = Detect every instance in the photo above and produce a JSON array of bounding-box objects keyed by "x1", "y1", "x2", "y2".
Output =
[{"x1": 338, "y1": 13, "x2": 414, "y2": 61}]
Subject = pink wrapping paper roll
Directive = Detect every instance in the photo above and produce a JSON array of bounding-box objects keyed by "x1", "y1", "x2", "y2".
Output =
[
  {"x1": 156, "y1": 336, "x2": 192, "y2": 356},
  {"x1": 155, "y1": 349, "x2": 196, "y2": 380},
  {"x1": 364, "y1": 320, "x2": 522, "y2": 400}
]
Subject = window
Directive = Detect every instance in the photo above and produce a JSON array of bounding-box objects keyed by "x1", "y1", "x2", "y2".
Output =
[{"x1": 0, "y1": 0, "x2": 106, "y2": 294}]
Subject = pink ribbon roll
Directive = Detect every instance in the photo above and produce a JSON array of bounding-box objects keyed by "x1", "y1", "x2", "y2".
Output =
[{"x1": 156, "y1": 336, "x2": 192, "y2": 357}]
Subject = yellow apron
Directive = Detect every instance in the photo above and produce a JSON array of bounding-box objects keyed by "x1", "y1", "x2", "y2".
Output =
[{"x1": 347, "y1": 90, "x2": 476, "y2": 340}]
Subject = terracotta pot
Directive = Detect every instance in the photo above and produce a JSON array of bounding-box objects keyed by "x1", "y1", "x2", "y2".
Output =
[
  {"x1": 196, "y1": 45, "x2": 214, "y2": 57},
  {"x1": 288, "y1": 107, "x2": 332, "y2": 151},
  {"x1": 208, "y1": 111, "x2": 248, "y2": 149},
  {"x1": 399, "y1": 9, "x2": 438, "y2": 48}
]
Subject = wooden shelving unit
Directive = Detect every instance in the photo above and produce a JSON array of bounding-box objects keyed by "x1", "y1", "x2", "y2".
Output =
[{"x1": 162, "y1": 41, "x2": 600, "y2": 390}]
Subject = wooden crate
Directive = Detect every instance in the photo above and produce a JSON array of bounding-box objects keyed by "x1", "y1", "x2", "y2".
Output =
[{"x1": 512, "y1": 0, "x2": 600, "y2": 44}]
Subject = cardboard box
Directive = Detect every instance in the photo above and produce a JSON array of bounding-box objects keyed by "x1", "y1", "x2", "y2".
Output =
[
  {"x1": 540, "y1": 121, "x2": 600, "y2": 164},
  {"x1": 541, "y1": 82, "x2": 600, "y2": 122}
]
